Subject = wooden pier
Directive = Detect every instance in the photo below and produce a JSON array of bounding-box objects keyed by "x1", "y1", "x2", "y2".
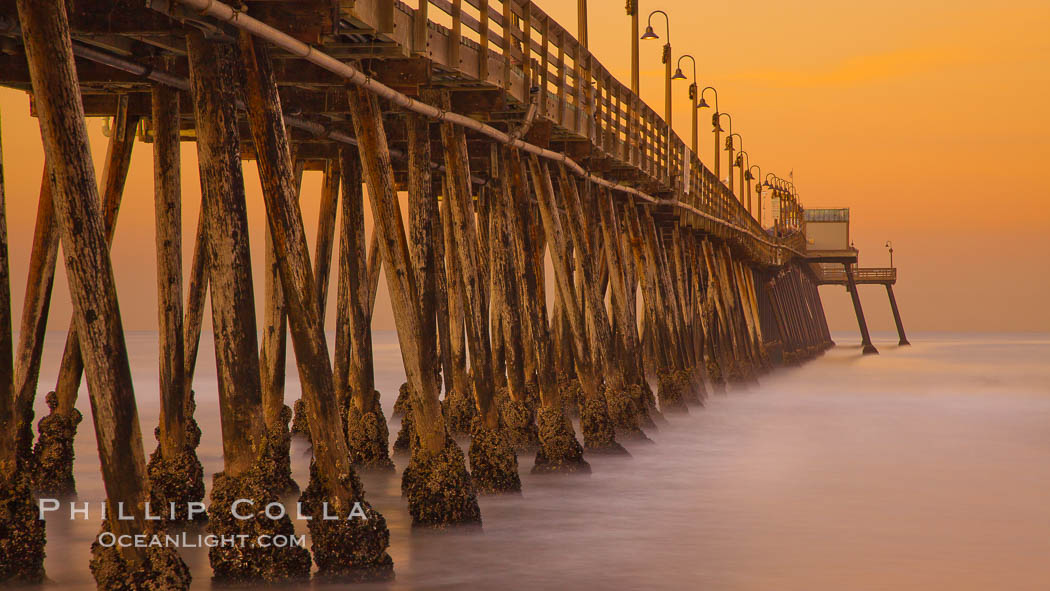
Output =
[{"x1": 0, "y1": 0, "x2": 904, "y2": 586}]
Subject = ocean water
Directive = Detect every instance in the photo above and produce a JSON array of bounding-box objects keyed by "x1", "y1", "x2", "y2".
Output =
[{"x1": 29, "y1": 331, "x2": 1050, "y2": 590}]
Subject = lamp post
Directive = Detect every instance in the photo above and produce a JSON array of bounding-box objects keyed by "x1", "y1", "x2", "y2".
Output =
[
  {"x1": 673, "y1": 54, "x2": 698, "y2": 155},
  {"x1": 699, "y1": 86, "x2": 720, "y2": 178},
  {"x1": 726, "y1": 131, "x2": 742, "y2": 197},
  {"x1": 628, "y1": 1, "x2": 639, "y2": 94},
  {"x1": 790, "y1": 184, "x2": 801, "y2": 231},
  {"x1": 885, "y1": 240, "x2": 894, "y2": 268},
  {"x1": 764, "y1": 173, "x2": 790, "y2": 231},
  {"x1": 748, "y1": 164, "x2": 762, "y2": 226},
  {"x1": 578, "y1": 0, "x2": 588, "y2": 48},
  {"x1": 736, "y1": 151, "x2": 751, "y2": 214},
  {"x1": 641, "y1": 10, "x2": 672, "y2": 130}
]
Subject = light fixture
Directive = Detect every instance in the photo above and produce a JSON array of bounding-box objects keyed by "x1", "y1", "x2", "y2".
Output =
[{"x1": 641, "y1": 25, "x2": 659, "y2": 40}]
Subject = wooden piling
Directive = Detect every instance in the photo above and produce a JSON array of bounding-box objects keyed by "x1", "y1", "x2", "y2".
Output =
[
  {"x1": 241, "y1": 32, "x2": 359, "y2": 504},
  {"x1": 56, "y1": 93, "x2": 138, "y2": 408},
  {"x1": 0, "y1": 106, "x2": 46, "y2": 586},
  {"x1": 529, "y1": 159, "x2": 596, "y2": 397},
  {"x1": 335, "y1": 144, "x2": 393, "y2": 471},
  {"x1": 843, "y1": 264, "x2": 878, "y2": 355},
  {"x1": 17, "y1": 0, "x2": 168, "y2": 576},
  {"x1": 0, "y1": 110, "x2": 14, "y2": 481},
  {"x1": 437, "y1": 94, "x2": 520, "y2": 492},
  {"x1": 528, "y1": 156, "x2": 623, "y2": 452},
  {"x1": 438, "y1": 176, "x2": 473, "y2": 435},
  {"x1": 347, "y1": 85, "x2": 479, "y2": 526},
  {"x1": 556, "y1": 168, "x2": 646, "y2": 439},
  {"x1": 314, "y1": 160, "x2": 341, "y2": 318},
  {"x1": 151, "y1": 83, "x2": 186, "y2": 460},
  {"x1": 334, "y1": 149, "x2": 372, "y2": 414},
  {"x1": 346, "y1": 87, "x2": 444, "y2": 442},
  {"x1": 12, "y1": 169, "x2": 57, "y2": 452},
  {"x1": 144, "y1": 80, "x2": 207, "y2": 526},
  {"x1": 597, "y1": 191, "x2": 642, "y2": 386},
  {"x1": 438, "y1": 109, "x2": 498, "y2": 428},
  {"x1": 502, "y1": 148, "x2": 587, "y2": 473},
  {"x1": 406, "y1": 112, "x2": 438, "y2": 379},
  {"x1": 502, "y1": 149, "x2": 558, "y2": 406},
  {"x1": 885, "y1": 284, "x2": 910, "y2": 346},
  {"x1": 491, "y1": 194, "x2": 527, "y2": 403},
  {"x1": 182, "y1": 206, "x2": 208, "y2": 398},
  {"x1": 187, "y1": 31, "x2": 267, "y2": 478},
  {"x1": 259, "y1": 161, "x2": 302, "y2": 431}
]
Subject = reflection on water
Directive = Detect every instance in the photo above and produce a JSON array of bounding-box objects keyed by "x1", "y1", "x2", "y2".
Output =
[{"x1": 34, "y1": 332, "x2": 1050, "y2": 590}]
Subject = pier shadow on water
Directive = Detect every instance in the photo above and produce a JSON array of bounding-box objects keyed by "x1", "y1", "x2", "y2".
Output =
[{"x1": 34, "y1": 331, "x2": 1050, "y2": 590}]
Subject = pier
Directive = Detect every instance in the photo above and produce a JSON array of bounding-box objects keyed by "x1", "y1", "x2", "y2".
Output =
[{"x1": 0, "y1": 0, "x2": 904, "y2": 586}]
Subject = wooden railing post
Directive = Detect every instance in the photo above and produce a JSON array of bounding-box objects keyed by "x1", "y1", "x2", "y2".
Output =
[
  {"x1": 503, "y1": 0, "x2": 513, "y2": 90},
  {"x1": 414, "y1": 0, "x2": 429, "y2": 55},
  {"x1": 479, "y1": 0, "x2": 490, "y2": 79},
  {"x1": 450, "y1": 0, "x2": 463, "y2": 68}
]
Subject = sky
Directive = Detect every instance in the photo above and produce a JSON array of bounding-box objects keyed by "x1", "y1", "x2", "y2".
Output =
[{"x1": 1, "y1": 0, "x2": 1049, "y2": 336}]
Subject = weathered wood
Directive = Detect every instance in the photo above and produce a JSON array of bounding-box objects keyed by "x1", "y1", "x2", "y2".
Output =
[
  {"x1": 259, "y1": 222, "x2": 288, "y2": 429},
  {"x1": 527, "y1": 156, "x2": 598, "y2": 400},
  {"x1": 557, "y1": 168, "x2": 621, "y2": 386},
  {"x1": 502, "y1": 148, "x2": 557, "y2": 406},
  {"x1": 701, "y1": 239, "x2": 739, "y2": 375},
  {"x1": 152, "y1": 83, "x2": 186, "y2": 459},
  {"x1": 314, "y1": 160, "x2": 340, "y2": 320},
  {"x1": 0, "y1": 108, "x2": 13, "y2": 480},
  {"x1": 738, "y1": 261, "x2": 765, "y2": 363},
  {"x1": 623, "y1": 203, "x2": 672, "y2": 375},
  {"x1": 617, "y1": 200, "x2": 644, "y2": 379},
  {"x1": 182, "y1": 205, "x2": 208, "y2": 398},
  {"x1": 640, "y1": 209, "x2": 687, "y2": 373},
  {"x1": 240, "y1": 32, "x2": 355, "y2": 505},
  {"x1": 484, "y1": 186, "x2": 507, "y2": 390},
  {"x1": 347, "y1": 85, "x2": 446, "y2": 457},
  {"x1": 335, "y1": 148, "x2": 374, "y2": 414},
  {"x1": 670, "y1": 227, "x2": 697, "y2": 368},
  {"x1": 12, "y1": 169, "x2": 58, "y2": 435},
  {"x1": 596, "y1": 189, "x2": 642, "y2": 385},
  {"x1": 490, "y1": 178, "x2": 526, "y2": 402},
  {"x1": 18, "y1": 0, "x2": 151, "y2": 561},
  {"x1": 767, "y1": 275, "x2": 795, "y2": 355},
  {"x1": 439, "y1": 180, "x2": 469, "y2": 404},
  {"x1": 431, "y1": 192, "x2": 455, "y2": 396},
  {"x1": 718, "y1": 244, "x2": 756, "y2": 369},
  {"x1": 187, "y1": 31, "x2": 266, "y2": 477},
  {"x1": 406, "y1": 112, "x2": 438, "y2": 386},
  {"x1": 259, "y1": 162, "x2": 303, "y2": 429},
  {"x1": 53, "y1": 95, "x2": 138, "y2": 417},
  {"x1": 438, "y1": 104, "x2": 497, "y2": 427},
  {"x1": 367, "y1": 229, "x2": 382, "y2": 313}
]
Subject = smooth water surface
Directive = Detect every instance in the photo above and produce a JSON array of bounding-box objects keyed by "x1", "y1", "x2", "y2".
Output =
[{"x1": 32, "y1": 331, "x2": 1050, "y2": 590}]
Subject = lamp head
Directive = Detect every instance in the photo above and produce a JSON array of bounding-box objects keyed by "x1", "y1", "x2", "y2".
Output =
[
  {"x1": 671, "y1": 67, "x2": 687, "y2": 80},
  {"x1": 698, "y1": 97, "x2": 709, "y2": 108},
  {"x1": 745, "y1": 170, "x2": 753, "y2": 181},
  {"x1": 641, "y1": 25, "x2": 659, "y2": 40},
  {"x1": 762, "y1": 180, "x2": 772, "y2": 188}
]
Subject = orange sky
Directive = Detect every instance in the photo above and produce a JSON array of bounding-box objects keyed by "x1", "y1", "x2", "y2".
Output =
[{"x1": 2, "y1": 0, "x2": 1049, "y2": 335}]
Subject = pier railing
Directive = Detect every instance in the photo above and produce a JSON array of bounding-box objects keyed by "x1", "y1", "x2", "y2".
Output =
[
  {"x1": 813, "y1": 264, "x2": 897, "y2": 285},
  {"x1": 344, "y1": 0, "x2": 791, "y2": 264}
]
